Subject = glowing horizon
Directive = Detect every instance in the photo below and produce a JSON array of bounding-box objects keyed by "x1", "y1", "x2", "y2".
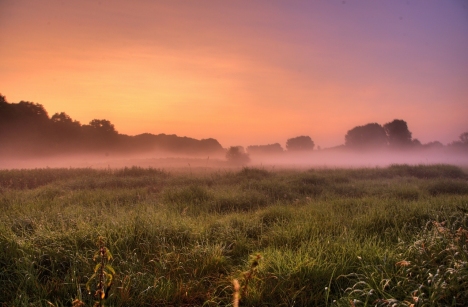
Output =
[{"x1": 1, "y1": 0, "x2": 467, "y2": 149}]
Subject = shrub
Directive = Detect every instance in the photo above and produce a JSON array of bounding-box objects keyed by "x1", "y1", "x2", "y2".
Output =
[{"x1": 226, "y1": 147, "x2": 250, "y2": 165}]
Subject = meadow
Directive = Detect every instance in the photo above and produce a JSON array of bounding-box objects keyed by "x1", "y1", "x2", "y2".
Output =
[{"x1": 1, "y1": 164, "x2": 467, "y2": 306}]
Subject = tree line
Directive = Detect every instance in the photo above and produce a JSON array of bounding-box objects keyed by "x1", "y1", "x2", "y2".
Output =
[
  {"x1": 231, "y1": 120, "x2": 467, "y2": 157},
  {"x1": 226, "y1": 122, "x2": 467, "y2": 163},
  {"x1": 0, "y1": 95, "x2": 224, "y2": 157},
  {"x1": 1, "y1": 94, "x2": 466, "y2": 159}
]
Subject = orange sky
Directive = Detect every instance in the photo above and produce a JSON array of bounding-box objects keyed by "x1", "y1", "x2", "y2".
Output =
[{"x1": 1, "y1": 0, "x2": 467, "y2": 148}]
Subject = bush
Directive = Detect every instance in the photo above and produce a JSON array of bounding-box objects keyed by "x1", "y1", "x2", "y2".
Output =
[{"x1": 226, "y1": 146, "x2": 250, "y2": 165}]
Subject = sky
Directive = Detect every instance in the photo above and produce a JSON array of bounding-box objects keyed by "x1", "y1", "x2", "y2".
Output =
[{"x1": 1, "y1": 0, "x2": 467, "y2": 149}]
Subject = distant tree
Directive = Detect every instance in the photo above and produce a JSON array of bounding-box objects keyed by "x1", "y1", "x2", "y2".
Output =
[
  {"x1": 247, "y1": 143, "x2": 284, "y2": 155},
  {"x1": 345, "y1": 123, "x2": 387, "y2": 149},
  {"x1": 0, "y1": 95, "x2": 9, "y2": 130},
  {"x1": 0, "y1": 101, "x2": 50, "y2": 134},
  {"x1": 460, "y1": 132, "x2": 468, "y2": 145},
  {"x1": 0, "y1": 99, "x2": 52, "y2": 155},
  {"x1": 286, "y1": 136, "x2": 315, "y2": 151},
  {"x1": 226, "y1": 146, "x2": 250, "y2": 165},
  {"x1": 412, "y1": 139, "x2": 422, "y2": 147},
  {"x1": 87, "y1": 119, "x2": 117, "y2": 134},
  {"x1": 384, "y1": 119, "x2": 412, "y2": 148},
  {"x1": 51, "y1": 112, "x2": 81, "y2": 131},
  {"x1": 50, "y1": 112, "x2": 82, "y2": 145},
  {"x1": 81, "y1": 119, "x2": 119, "y2": 151},
  {"x1": 51, "y1": 112, "x2": 75, "y2": 124},
  {"x1": 0, "y1": 95, "x2": 11, "y2": 150},
  {"x1": 16, "y1": 101, "x2": 49, "y2": 119},
  {"x1": 198, "y1": 138, "x2": 224, "y2": 154},
  {"x1": 128, "y1": 134, "x2": 225, "y2": 155},
  {"x1": 449, "y1": 132, "x2": 468, "y2": 150}
]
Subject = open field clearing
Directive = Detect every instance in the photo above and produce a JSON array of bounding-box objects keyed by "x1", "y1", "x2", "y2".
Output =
[{"x1": 1, "y1": 164, "x2": 468, "y2": 306}]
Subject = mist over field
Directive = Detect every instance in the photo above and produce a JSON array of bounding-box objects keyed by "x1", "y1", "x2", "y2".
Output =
[
  {"x1": 2, "y1": 95, "x2": 467, "y2": 171},
  {"x1": 249, "y1": 149, "x2": 468, "y2": 168},
  {"x1": 1, "y1": 148, "x2": 467, "y2": 171}
]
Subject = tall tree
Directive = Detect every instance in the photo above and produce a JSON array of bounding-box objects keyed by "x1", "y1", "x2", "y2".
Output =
[
  {"x1": 50, "y1": 112, "x2": 82, "y2": 146},
  {"x1": 87, "y1": 119, "x2": 117, "y2": 134},
  {"x1": 286, "y1": 136, "x2": 315, "y2": 151},
  {"x1": 345, "y1": 123, "x2": 387, "y2": 149},
  {"x1": 81, "y1": 119, "x2": 119, "y2": 151},
  {"x1": 384, "y1": 119, "x2": 412, "y2": 148}
]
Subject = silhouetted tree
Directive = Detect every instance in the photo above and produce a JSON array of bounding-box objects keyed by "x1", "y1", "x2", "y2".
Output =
[
  {"x1": 286, "y1": 136, "x2": 315, "y2": 151},
  {"x1": 345, "y1": 123, "x2": 387, "y2": 149},
  {"x1": 247, "y1": 143, "x2": 284, "y2": 155},
  {"x1": 51, "y1": 112, "x2": 76, "y2": 125},
  {"x1": 198, "y1": 138, "x2": 224, "y2": 154},
  {"x1": 226, "y1": 146, "x2": 250, "y2": 165},
  {"x1": 87, "y1": 119, "x2": 117, "y2": 134},
  {"x1": 412, "y1": 139, "x2": 422, "y2": 147},
  {"x1": 16, "y1": 101, "x2": 49, "y2": 119},
  {"x1": 51, "y1": 113, "x2": 82, "y2": 133},
  {"x1": 384, "y1": 119, "x2": 412, "y2": 148},
  {"x1": 0, "y1": 95, "x2": 10, "y2": 132},
  {"x1": 81, "y1": 119, "x2": 119, "y2": 151},
  {"x1": 130, "y1": 134, "x2": 224, "y2": 155},
  {"x1": 50, "y1": 112, "x2": 82, "y2": 149},
  {"x1": 460, "y1": 132, "x2": 468, "y2": 145},
  {"x1": 449, "y1": 132, "x2": 468, "y2": 150},
  {"x1": 3, "y1": 101, "x2": 49, "y2": 133},
  {"x1": 0, "y1": 99, "x2": 54, "y2": 155}
]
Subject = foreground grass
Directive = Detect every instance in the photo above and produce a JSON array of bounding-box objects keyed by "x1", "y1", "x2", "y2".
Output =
[{"x1": 0, "y1": 164, "x2": 467, "y2": 306}]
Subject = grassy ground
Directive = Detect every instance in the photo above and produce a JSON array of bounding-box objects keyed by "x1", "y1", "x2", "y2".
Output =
[{"x1": 1, "y1": 164, "x2": 467, "y2": 306}]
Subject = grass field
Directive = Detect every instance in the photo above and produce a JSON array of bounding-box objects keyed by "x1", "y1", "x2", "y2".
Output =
[{"x1": 1, "y1": 164, "x2": 467, "y2": 306}]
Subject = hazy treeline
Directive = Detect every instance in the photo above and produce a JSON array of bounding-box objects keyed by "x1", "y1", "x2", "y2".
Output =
[
  {"x1": 244, "y1": 136, "x2": 316, "y2": 155},
  {"x1": 343, "y1": 119, "x2": 467, "y2": 151},
  {"x1": 1, "y1": 94, "x2": 467, "y2": 160},
  {"x1": 240, "y1": 120, "x2": 468, "y2": 157},
  {"x1": 0, "y1": 95, "x2": 224, "y2": 158}
]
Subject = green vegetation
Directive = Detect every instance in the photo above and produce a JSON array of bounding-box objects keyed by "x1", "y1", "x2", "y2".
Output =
[{"x1": 1, "y1": 164, "x2": 467, "y2": 306}]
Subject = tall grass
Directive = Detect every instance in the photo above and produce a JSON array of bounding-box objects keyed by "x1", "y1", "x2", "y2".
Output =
[{"x1": 0, "y1": 164, "x2": 467, "y2": 306}]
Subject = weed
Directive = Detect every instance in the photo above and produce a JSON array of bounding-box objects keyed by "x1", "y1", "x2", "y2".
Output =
[
  {"x1": 85, "y1": 237, "x2": 115, "y2": 307},
  {"x1": 240, "y1": 253, "x2": 262, "y2": 297}
]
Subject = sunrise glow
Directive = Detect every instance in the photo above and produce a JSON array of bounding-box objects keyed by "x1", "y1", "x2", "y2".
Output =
[{"x1": 1, "y1": 0, "x2": 467, "y2": 148}]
